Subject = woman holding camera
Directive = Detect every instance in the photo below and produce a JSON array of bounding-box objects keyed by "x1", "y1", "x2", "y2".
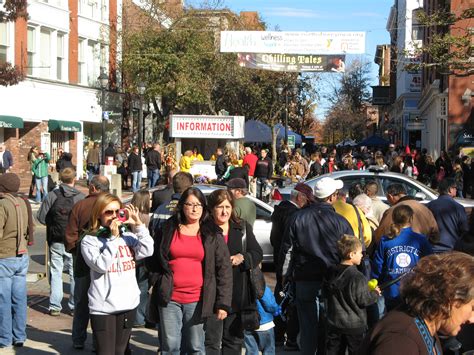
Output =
[
  {"x1": 147, "y1": 187, "x2": 232, "y2": 354},
  {"x1": 205, "y1": 189, "x2": 263, "y2": 355},
  {"x1": 81, "y1": 193, "x2": 154, "y2": 354}
]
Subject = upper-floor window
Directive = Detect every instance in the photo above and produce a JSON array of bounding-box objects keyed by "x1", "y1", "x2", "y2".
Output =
[
  {"x1": 412, "y1": 8, "x2": 424, "y2": 41},
  {"x1": 57, "y1": 33, "x2": 65, "y2": 80},
  {"x1": 27, "y1": 27, "x2": 36, "y2": 76},
  {"x1": 0, "y1": 22, "x2": 8, "y2": 63},
  {"x1": 39, "y1": 28, "x2": 52, "y2": 78},
  {"x1": 79, "y1": 0, "x2": 108, "y2": 21},
  {"x1": 78, "y1": 38, "x2": 86, "y2": 84}
]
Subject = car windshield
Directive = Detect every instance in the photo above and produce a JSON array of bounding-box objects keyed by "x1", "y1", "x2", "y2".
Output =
[{"x1": 401, "y1": 174, "x2": 439, "y2": 196}]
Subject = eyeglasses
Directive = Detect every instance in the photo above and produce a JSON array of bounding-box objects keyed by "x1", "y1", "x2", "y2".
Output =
[
  {"x1": 183, "y1": 203, "x2": 203, "y2": 209},
  {"x1": 103, "y1": 209, "x2": 120, "y2": 216}
]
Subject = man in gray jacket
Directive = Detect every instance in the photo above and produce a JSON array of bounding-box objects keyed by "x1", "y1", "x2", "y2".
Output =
[{"x1": 37, "y1": 168, "x2": 85, "y2": 316}]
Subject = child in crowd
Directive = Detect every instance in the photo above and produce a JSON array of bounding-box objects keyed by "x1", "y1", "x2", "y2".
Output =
[
  {"x1": 372, "y1": 205, "x2": 433, "y2": 312},
  {"x1": 324, "y1": 235, "x2": 381, "y2": 355},
  {"x1": 244, "y1": 285, "x2": 280, "y2": 355}
]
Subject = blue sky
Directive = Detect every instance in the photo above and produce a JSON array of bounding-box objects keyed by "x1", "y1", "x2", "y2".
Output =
[{"x1": 186, "y1": 0, "x2": 395, "y2": 118}]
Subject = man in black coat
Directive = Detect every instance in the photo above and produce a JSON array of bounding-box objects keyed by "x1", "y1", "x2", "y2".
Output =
[
  {"x1": 271, "y1": 182, "x2": 314, "y2": 349},
  {"x1": 215, "y1": 147, "x2": 226, "y2": 181},
  {"x1": 254, "y1": 149, "x2": 273, "y2": 200}
]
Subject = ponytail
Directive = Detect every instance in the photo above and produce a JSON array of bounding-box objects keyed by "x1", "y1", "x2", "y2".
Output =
[
  {"x1": 388, "y1": 205, "x2": 414, "y2": 239},
  {"x1": 388, "y1": 223, "x2": 401, "y2": 239}
]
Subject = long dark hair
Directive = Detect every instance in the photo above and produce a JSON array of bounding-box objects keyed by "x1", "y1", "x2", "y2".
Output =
[{"x1": 175, "y1": 187, "x2": 208, "y2": 225}]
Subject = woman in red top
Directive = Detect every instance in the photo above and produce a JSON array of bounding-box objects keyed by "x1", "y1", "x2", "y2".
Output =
[{"x1": 148, "y1": 187, "x2": 232, "y2": 354}]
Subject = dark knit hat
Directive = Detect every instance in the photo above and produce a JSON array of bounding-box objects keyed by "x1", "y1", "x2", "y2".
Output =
[{"x1": 0, "y1": 173, "x2": 21, "y2": 193}]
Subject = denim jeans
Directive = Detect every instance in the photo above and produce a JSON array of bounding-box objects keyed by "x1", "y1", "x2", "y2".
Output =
[
  {"x1": 295, "y1": 280, "x2": 323, "y2": 355},
  {"x1": 159, "y1": 301, "x2": 205, "y2": 354},
  {"x1": 72, "y1": 274, "x2": 91, "y2": 346},
  {"x1": 148, "y1": 169, "x2": 160, "y2": 188},
  {"x1": 134, "y1": 262, "x2": 149, "y2": 326},
  {"x1": 49, "y1": 242, "x2": 74, "y2": 311},
  {"x1": 244, "y1": 329, "x2": 275, "y2": 355},
  {"x1": 87, "y1": 164, "x2": 99, "y2": 183},
  {"x1": 132, "y1": 171, "x2": 142, "y2": 192},
  {"x1": 35, "y1": 176, "x2": 49, "y2": 203},
  {"x1": 0, "y1": 254, "x2": 29, "y2": 347}
]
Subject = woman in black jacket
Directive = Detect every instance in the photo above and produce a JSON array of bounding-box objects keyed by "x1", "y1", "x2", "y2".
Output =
[
  {"x1": 204, "y1": 189, "x2": 263, "y2": 355},
  {"x1": 147, "y1": 187, "x2": 232, "y2": 354},
  {"x1": 127, "y1": 145, "x2": 142, "y2": 192}
]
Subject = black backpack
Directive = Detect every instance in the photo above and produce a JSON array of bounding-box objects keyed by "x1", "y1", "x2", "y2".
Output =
[{"x1": 46, "y1": 186, "x2": 75, "y2": 245}]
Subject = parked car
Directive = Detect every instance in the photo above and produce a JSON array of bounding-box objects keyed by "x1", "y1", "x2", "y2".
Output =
[
  {"x1": 123, "y1": 184, "x2": 275, "y2": 264},
  {"x1": 273, "y1": 167, "x2": 474, "y2": 210}
]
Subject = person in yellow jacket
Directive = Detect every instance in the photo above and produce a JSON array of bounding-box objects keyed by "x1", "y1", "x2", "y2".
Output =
[
  {"x1": 192, "y1": 146, "x2": 204, "y2": 161},
  {"x1": 333, "y1": 190, "x2": 372, "y2": 248},
  {"x1": 179, "y1": 150, "x2": 193, "y2": 172}
]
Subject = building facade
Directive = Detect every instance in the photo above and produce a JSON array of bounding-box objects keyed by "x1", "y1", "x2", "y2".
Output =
[
  {"x1": 0, "y1": 0, "x2": 122, "y2": 184},
  {"x1": 386, "y1": 0, "x2": 425, "y2": 150}
]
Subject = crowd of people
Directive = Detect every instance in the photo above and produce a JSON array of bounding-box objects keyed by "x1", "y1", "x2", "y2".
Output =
[{"x1": 0, "y1": 139, "x2": 473, "y2": 355}]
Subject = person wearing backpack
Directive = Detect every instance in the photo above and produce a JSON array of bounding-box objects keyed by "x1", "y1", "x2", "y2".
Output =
[{"x1": 37, "y1": 167, "x2": 85, "y2": 316}]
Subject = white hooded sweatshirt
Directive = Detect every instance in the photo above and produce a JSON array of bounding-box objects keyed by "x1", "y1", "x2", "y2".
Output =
[{"x1": 81, "y1": 224, "x2": 154, "y2": 315}]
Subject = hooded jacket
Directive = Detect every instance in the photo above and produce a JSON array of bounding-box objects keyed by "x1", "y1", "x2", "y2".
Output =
[
  {"x1": 37, "y1": 184, "x2": 85, "y2": 245},
  {"x1": 81, "y1": 224, "x2": 154, "y2": 315},
  {"x1": 324, "y1": 264, "x2": 378, "y2": 332}
]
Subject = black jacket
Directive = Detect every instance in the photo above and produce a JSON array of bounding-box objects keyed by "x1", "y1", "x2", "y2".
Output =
[
  {"x1": 223, "y1": 220, "x2": 263, "y2": 312},
  {"x1": 324, "y1": 264, "x2": 378, "y2": 332},
  {"x1": 127, "y1": 152, "x2": 142, "y2": 172},
  {"x1": 270, "y1": 200, "x2": 299, "y2": 272},
  {"x1": 145, "y1": 150, "x2": 162, "y2": 170},
  {"x1": 281, "y1": 202, "x2": 353, "y2": 281},
  {"x1": 56, "y1": 153, "x2": 74, "y2": 172},
  {"x1": 151, "y1": 185, "x2": 174, "y2": 212},
  {"x1": 227, "y1": 167, "x2": 249, "y2": 187},
  {"x1": 255, "y1": 157, "x2": 273, "y2": 179},
  {"x1": 146, "y1": 216, "x2": 233, "y2": 317},
  {"x1": 215, "y1": 155, "x2": 227, "y2": 177}
]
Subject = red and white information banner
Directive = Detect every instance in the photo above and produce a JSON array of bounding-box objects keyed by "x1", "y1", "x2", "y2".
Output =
[{"x1": 170, "y1": 115, "x2": 245, "y2": 139}]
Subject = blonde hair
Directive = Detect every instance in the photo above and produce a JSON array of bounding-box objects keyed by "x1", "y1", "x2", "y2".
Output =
[{"x1": 89, "y1": 193, "x2": 123, "y2": 232}]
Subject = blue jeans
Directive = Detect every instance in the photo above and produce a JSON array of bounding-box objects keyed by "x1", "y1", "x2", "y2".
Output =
[
  {"x1": 0, "y1": 254, "x2": 29, "y2": 347},
  {"x1": 87, "y1": 164, "x2": 99, "y2": 183},
  {"x1": 49, "y1": 242, "x2": 74, "y2": 311},
  {"x1": 244, "y1": 329, "x2": 275, "y2": 355},
  {"x1": 72, "y1": 274, "x2": 91, "y2": 346},
  {"x1": 159, "y1": 301, "x2": 205, "y2": 354},
  {"x1": 148, "y1": 169, "x2": 160, "y2": 188},
  {"x1": 134, "y1": 263, "x2": 149, "y2": 326},
  {"x1": 295, "y1": 280, "x2": 323, "y2": 355},
  {"x1": 132, "y1": 171, "x2": 142, "y2": 192},
  {"x1": 35, "y1": 176, "x2": 48, "y2": 203}
]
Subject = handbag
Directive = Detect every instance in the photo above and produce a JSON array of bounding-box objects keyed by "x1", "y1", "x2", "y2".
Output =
[{"x1": 242, "y1": 224, "x2": 266, "y2": 300}]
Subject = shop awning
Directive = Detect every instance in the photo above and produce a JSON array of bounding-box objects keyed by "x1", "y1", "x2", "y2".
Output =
[
  {"x1": 0, "y1": 115, "x2": 24, "y2": 129},
  {"x1": 48, "y1": 120, "x2": 82, "y2": 132}
]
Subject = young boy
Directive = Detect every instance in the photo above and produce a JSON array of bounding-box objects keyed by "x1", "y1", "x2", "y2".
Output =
[
  {"x1": 244, "y1": 285, "x2": 280, "y2": 355},
  {"x1": 324, "y1": 235, "x2": 381, "y2": 355}
]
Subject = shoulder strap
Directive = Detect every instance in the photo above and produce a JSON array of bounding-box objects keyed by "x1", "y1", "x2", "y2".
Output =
[{"x1": 351, "y1": 203, "x2": 364, "y2": 243}]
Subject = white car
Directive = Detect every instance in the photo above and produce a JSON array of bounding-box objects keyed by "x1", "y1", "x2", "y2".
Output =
[
  {"x1": 124, "y1": 184, "x2": 275, "y2": 264},
  {"x1": 273, "y1": 168, "x2": 474, "y2": 209}
]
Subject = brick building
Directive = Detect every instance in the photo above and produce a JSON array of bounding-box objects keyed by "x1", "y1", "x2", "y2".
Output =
[{"x1": 0, "y1": 0, "x2": 122, "y2": 186}]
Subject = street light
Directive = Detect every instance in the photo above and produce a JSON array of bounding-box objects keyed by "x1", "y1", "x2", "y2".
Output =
[
  {"x1": 277, "y1": 83, "x2": 298, "y2": 145},
  {"x1": 137, "y1": 81, "x2": 146, "y2": 157},
  {"x1": 98, "y1": 71, "x2": 108, "y2": 165}
]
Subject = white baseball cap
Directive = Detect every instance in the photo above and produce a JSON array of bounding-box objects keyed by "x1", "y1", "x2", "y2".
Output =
[{"x1": 314, "y1": 177, "x2": 344, "y2": 199}]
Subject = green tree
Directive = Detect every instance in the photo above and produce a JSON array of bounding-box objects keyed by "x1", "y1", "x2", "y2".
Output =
[
  {"x1": 406, "y1": 7, "x2": 473, "y2": 74},
  {"x1": 322, "y1": 60, "x2": 372, "y2": 143}
]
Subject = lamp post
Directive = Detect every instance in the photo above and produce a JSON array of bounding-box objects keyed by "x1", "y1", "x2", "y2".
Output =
[
  {"x1": 98, "y1": 72, "x2": 108, "y2": 165},
  {"x1": 277, "y1": 83, "x2": 299, "y2": 145},
  {"x1": 137, "y1": 81, "x2": 146, "y2": 158}
]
